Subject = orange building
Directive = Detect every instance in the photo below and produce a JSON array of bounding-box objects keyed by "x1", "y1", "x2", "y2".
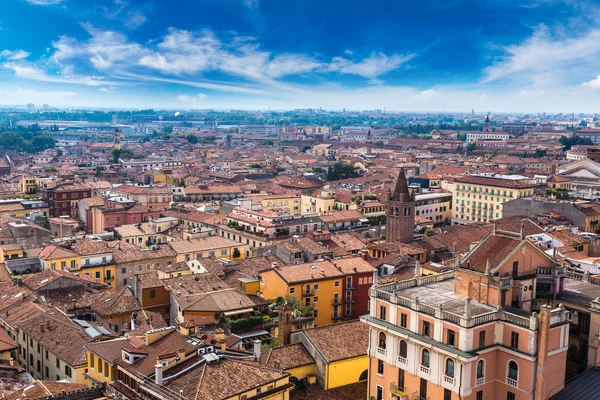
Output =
[{"x1": 362, "y1": 226, "x2": 571, "y2": 400}]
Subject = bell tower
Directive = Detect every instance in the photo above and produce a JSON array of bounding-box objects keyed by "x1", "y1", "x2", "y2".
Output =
[
  {"x1": 113, "y1": 128, "x2": 121, "y2": 149},
  {"x1": 386, "y1": 168, "x2": 415, "y2": 243}
]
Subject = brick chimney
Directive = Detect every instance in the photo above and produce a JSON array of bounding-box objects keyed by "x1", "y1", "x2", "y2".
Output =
[
  {"x1": 277, "y1": 303, "x2": 293, "y2": 346},
  {"x1": 534, "y1": 305, "x2": 552, "y2": 400}
]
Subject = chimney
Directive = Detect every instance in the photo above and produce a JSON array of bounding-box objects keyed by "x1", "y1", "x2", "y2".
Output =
[
  {"x1": 40, "y1": 324, "x2": 45, "y2": 332},
  {"x1": 464, "y1": 297, "x2": 472, "y2": 318},
  {"x1": 46, "y1": 320, "x2": 50, "y2": 330},
  {"x1": 253, "y1": 340, "x2": 261, "y2": 361},
  {"x1": 71, "y1": 299, "x2": 76, "y2": 311},
  {"x1": 9, "y1": 358, "x2": 14, "y2": 367},
  {"x1": 155, "y1": 362, "x2": 163, "y2": 385}
]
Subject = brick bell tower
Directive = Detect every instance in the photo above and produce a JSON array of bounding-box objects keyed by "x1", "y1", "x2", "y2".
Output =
[{"x1": 386, "y1": 168, "x2": 415, "y2": 243}]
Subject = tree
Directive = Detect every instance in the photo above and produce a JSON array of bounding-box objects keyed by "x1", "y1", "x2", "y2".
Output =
[
  {"x1": 327, "y1": 161, "x2": 360, "y2": 181},
  {"x1": 559, "y1": 135, "x2": 593, "y2": 150},
  {"x1": 534, "y1": 149, "x2": 547, "y2": 158},
  {"x1": 233, "y1": 248, "x2": 241, "y2": 258},
  {"x1": 111, "y1": 148, "x2": 133, "y2": 163},
  {"x1": 457, "y1": 132, "x2": 467, "y2": 141},
  {"x1": 163, "y1": 126, "x2": 173, "y2": 134},
  {"x1": 0, "y1": 132, "x2": 24, "y2": 150},
  {"x1": 28, "y1": 135, "x2": 55, "y2": 152},
  {"x1": 185, "y1": 134, "x2": 198, "y2": 144},
  {"x1": 301, "y1": 145, "x2": 312, "y2": 153},
  {"x1": 465, "y1": 143, "x2": 477, "y2": 154}
]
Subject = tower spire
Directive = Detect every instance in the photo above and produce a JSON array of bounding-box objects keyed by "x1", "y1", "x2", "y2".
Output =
[{"x1": 391, "y1": 168, "x2": 411, "y2": 202}]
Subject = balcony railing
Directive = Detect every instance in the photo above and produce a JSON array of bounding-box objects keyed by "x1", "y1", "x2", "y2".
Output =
[
  {"x1": 412, "y1": 392, "x2": 430, "y2": 400},
  {"x1": 507, "y1": 378, "x2": 518, "y2": 388},
  {"x1": 302, "y1": 291, "x2": 314, "y2": 297},
  {"x1": 332, "y1": 299, "x2": 343, "y2": 306},
  {"x1": 345, "y1": 297, "x2": 356, "y2": 304},
  {"x1": 397, "y1": 355, "x2": 407, "y2": 365},
  {"x1": 475, "y1": 378, "x2": 484, "y2": 386},
  {"x1": 419, "y1": 365, "x2": 430, "y2": 374},
  {"x1": 443, "y1": 375, "x2": 454, "y2": 385},
  {"x1": 377, "y1": 347, "x2": 387, "y2": 356},
  {"x1": 390, "y1": 383, "x2": 406, "y2": 397}
]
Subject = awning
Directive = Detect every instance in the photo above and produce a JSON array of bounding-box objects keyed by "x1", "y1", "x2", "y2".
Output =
[
  {"x1": 359, "y1": 218, "x2": 369, "y2": 223},
  {"x1": 224, "y1": 308, "x2": 254, "y2": 317}
]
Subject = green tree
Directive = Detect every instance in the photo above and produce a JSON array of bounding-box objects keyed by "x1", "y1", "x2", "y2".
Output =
[
  {"x1": 111, "y1": 148, "x2": 134, "y2": 163},
  {"x1": 327, "y1": 161, "x2": 360, "y2": 181},
  {"x1": 465, "y1": 142, "x2": 477, "y2": 154},
  {"x1": 534, "y1": 149, "x2": 547, "y2": 158},
  {"x1": 559, "y1": 135, "x2": 593, "y2": 150},
  {"x1": 27, "y1": 135, "x2": 55, "y2": 152},
  {"x1": 0, "y1": 132, "x2": 24, "y2": 149},
  {"x1": 163, "y1": 126, "x2": 173, "y2": 134},
  {"x1": 301, "y1": 145, "x2": 312, "y2": 153},
  {"x1": 185, "y1": 134, "x2": 198, "y2": 144}
]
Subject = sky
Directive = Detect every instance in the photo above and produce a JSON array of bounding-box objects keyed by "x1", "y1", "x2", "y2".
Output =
[{"x1": 2, "y1": 0, "x2": 600, "y2": 112}]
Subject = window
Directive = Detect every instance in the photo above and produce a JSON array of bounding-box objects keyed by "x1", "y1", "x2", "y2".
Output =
[
  {"x1": 95, "y1": 271, "x2": 100, "y2": 279},
  {"x1": 45, "y1": 350, "x2": 48, "y2": 360},
  {"x1": 90, "y1": 354, "x2": 95, "y2": 369},
  {"x1": 56, "y1": 358, "x2": 60, "y2": 368},
  {"x1": 377, "y1": 359, "x2": 384, "y2": 375},
  {"x1": 314, "y1": 284, "x2": 319, "y2": 290},
  {"x1": 121, "y1": 268, "x2": 127, "y2": 274},
  {"x1": 37, "y1": 359, "x2": 40, "y2": 372},
  {"x1": 45, "y1": 366, "x2": 49, "y2": 378},
  {"x1": 379, "y1": 306, "x2": 386, "y2": 320},
  {"x1": 400, "y1": 313, "x2": 407, "y2": 328},
  {"x1": 508, "y1": 361, "x2": 518, "y2": 380},
  {"x1": 221, "y1": 250, "x2": 228, "y2": 256},
  {"x1": 479, "y1": 330, "x2": 486, "y2": 348},
  {"x1": 378, "y1": 332, "x2": 386, "y2": 349},
  {"x1": 445, "y1": 359, "x2": 455, "y2": 377},
  {"x1": 510, "y1": 332, "x2": 519, "y2": 349},
  {"x1": 444, "y1": 389, "x2": 452, "y2": 400},
  {"x1": 476, "y1": 391, "x2": 483, "y2": 400},
  {"x1": 421, "y1": 349, "x2": 430, "y2": 367},
  {"x1": 376, "y1": 386, "x2": 383, "y2": 400},
  {"x1": 313, "y1": 297, "x2": 318, "y2": 303},
  {"x1": 507, "y1": 392, "x2": 516, "y2": 400},
  {"x1": 65, "y1": 365, "x2": 72, "y2": 378},
  {"x1": 422, "y1": 321, "x2": 430, "y2": 338},
  {"x1": 447, "y1": 330, "x2": 455, "y2": 347},
  {"x1": 476, "y1": 360, "x2": 485, "y2": 379},
  {"x1": 149, "y1": 289, "x2": 156, "y2": 298},
  {"x1": 313, "y1": 309, "x2": 318, "y2": 318},
  {"x1": 289, "y1": 287, "x2": 295, "y2": 294},
  {"x1": 399, "y1": 340, "x2": 407, "y2": 358},
  {"x1": 334, "y1": 281, "x2": 340, "y2": 287},
  {"x1": 305, "y1": 298, "x2": 310, "y2": 307}
]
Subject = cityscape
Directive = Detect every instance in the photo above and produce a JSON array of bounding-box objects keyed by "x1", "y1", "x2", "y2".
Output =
[{"x1": 2, "y1": 1, "x2": 600, "y2": 400}]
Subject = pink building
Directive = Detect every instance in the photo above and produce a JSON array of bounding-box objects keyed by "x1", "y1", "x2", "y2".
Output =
[{"x1": 362, "y1": 227, "x2": 570, "y2": 400}]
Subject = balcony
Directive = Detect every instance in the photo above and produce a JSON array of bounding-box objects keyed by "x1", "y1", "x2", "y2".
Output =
[
  {"x1": 332, "y1": 299, "x2": 343, "y2": 306},
  {"x1": 397, "y1": 355, "x2": 407, "y2": 365},
  {"x1": 419, "y1": 365, "x2": 430, "y2": 374},
  {"x1": 412, "y1": 393, "x2": 430, "y2": 400},
  {"x1": 332, "y1": 314, "x2": 344, "y2": 321},
  {"x1": 346, "y1": 285, "x2": 357, "y2": 290},
  {"x1": 443, "y1": 375, "x2": 454, "y2": 385},
  {"x1": 377, "y1": 347, "x2": 387, "y2": 356},
  {"x1": 390, "y1": 383, "x2": 406, "y2": 398},
  {"x1": 475, "y1": 378, "x2": 484, "y2": 386},
  {"x1": 506, "y1": 378, "x2": 518, "y2": 388},
  {"x1": 302, "y1": 291, "x2": 314, "y2": 297},
  {"x1": 345, "y1": 297, "x2": 356, "y2": 304}
]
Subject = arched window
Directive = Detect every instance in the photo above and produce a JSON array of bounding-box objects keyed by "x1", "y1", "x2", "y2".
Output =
[
  {"x1": 476, "y1": 360, "x2": 485, "y2": 379},
  {"x1": 508, "y1": 360, "x2": 518, "y2": 380},
  {"x1": 399, "y1": 340, "x2": 408, "y2": 358},
  {"x1": 378, "y1": 332, "x2": 386, "y2": 349},
  {"x1": 421, "y1": 349, "x2": 430, "y2": 367},
  {"x1": 445, "y1": 359, "x2": 455, "y2": 377}
]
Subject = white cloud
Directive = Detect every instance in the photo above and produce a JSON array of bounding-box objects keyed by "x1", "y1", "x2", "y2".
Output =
[
  {"x1": 23, "y1": 0, "x2": 64, "y2": 5},
  {"x1": 0, "y1": 50, "x2": 31, "y2": 60},
  {"x1": 3, "y1": 62, "x2": 115, "y2": 86},
  {"x1": 0, "y1": 87, "x2": 76, "y2": 105},
  {"x1": 124, "y1": 10, "x2": 147, "y2": 30},
  {"x1": 177, "y1": 93, "x2": 207, "y2": 105},
  {"x1": 102, "y1": 0, "x2": 147, "y2": 30},
  {"x1": 328, "y1": 52, "x2": 415, "y2": 80},
  {"x1": 580, "y1": 74, "x2": 600, "y2": 89},
  {"x1": 483, "y1": 25, "x2": 600, "y2": 84}
]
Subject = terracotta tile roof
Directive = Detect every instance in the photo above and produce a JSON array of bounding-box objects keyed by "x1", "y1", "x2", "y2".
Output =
[
  {"x1": 169, "y1": 237, "x2": 240, "y2": 254},
  {"x1": 547, "y1": 230, "x2": 588, "y2": 247},
  {"x1": 89, "y1": 286, "x2": 141, "y2": 316},
  {"x1": 163, "y1": 273, "x2": 229, "y2": 295},
  {"x1": 462, "y1": 233, "x2": 522, "y2": 273},
  {"x1": 38, "y1": 245, "x2": 79, "y2": 261},
  {"x1": 4, "y1": 381, "x2": 88, "y2": 400},
  {"x1": 0, "y1": 327, "x2": 17, "y2": 351},
  {"x1": 177, "y1": 289, "x2": 257, "y2": 312},
  {"x1": 454, "y1": 175, "x2": 537, "y2": 189},
  {"x1": 109, "y1": 241, "x2": 176, "y2": 263},
  {"x1": 299, "y1": 320, "x2": 368, "y2": 362},
  {"x1": 72, "y1": 238, "x2": 114, "y2": 255},
  {"x1": 266, "y1": 260, "x2": 345, "y2": 284},
  {"x1": 164, "y1": 357, "x2": 290, "y2": 400},
  {"x1": 260, "y1": 343, "x2": 315, "y2": 370},
  {"x1": 290, "y1": 381, "x2": 367, "y2": 400}
]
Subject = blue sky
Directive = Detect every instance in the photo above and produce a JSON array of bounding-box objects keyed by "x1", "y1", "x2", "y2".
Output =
[{"x1": 1, "y1": 0, "x2": 600, "y2": 112}]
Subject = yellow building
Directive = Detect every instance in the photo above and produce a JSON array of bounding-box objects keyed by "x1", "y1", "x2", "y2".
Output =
[
  {"x1": 169, "y1": 236, "x2": 245, "y2": 263},
  {"x1": 258, "y1": 194, "x2": 302, "y2": 214},
  {"x1": 452, "y1": 175, "x2": 537, "y2": 224},
  {"x1": 301, "y1": 189, "x2": 336, "y2": 215},
  {"x1": 72, "y1": 239, "x2": 117, "y2": 289},
  {"x1": 0, "y1": 199, "x2": 49, "y2": 219},
  {"x1": 259, "y1": 258, "x2": 375, "y2": 327},
  {"x1": 38, "y1": 245, "x2": 81, "y2": 271},
  {"x1": 291, "y1": 321, "x2": 369, "y2": 390},
  {"x1": 0, "y1": 244, "x2": 24, "y2": 264},
  {"x1": 21, "y1": 176, "x2": 39, "y2": 195}
]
